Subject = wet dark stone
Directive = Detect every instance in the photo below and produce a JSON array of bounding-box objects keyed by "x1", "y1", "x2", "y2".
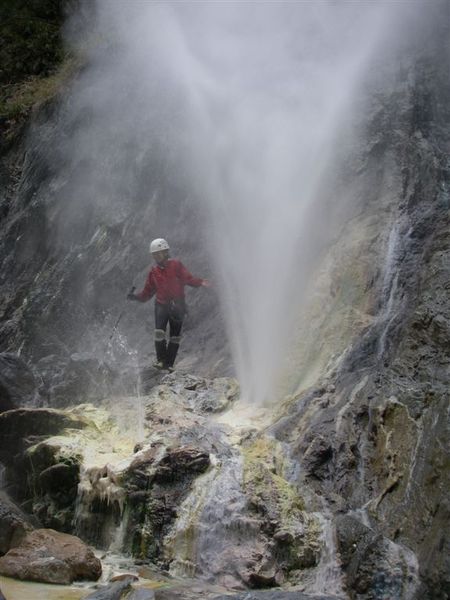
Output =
[
  {"x1": 336, "y1": 515, "x2": 418, "y2": 598},
  {"x1": 38, "y1": 461, "x2": 79, "y2": 496},
  {"x1": 0, "y1": 492, "x2": 34, "y2": 556},
  {"x1": 0, "y1": 353, "x2": 38, "y2": 413},
  {"x1": 83, "y1": 577, "x2": 136, "y2": 599},
  {"x1": 154, "y1": 447, "x2": 210, "y2": 483},
  {"x1": 301, "y1": 435, "x2": 333, "y2": 479},
  {"x1": 0, "y1": 408, "x2": 85, "y2": 463}
]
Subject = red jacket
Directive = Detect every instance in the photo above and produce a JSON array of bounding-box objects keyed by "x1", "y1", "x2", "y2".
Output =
[{"x1": 136, "y1": 259, "x2": 203, "y2": 304}]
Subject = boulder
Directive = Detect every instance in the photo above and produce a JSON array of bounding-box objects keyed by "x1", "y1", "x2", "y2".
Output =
[
  {"x1": 0, "y1": 353, "x2": 38, "y2": 413},
  {"x1": 0, "y1": 528, "x2": 102, "y2": 584},
  {"x1": 0, "y1": 492, "x2": 34, "y2": 555}
]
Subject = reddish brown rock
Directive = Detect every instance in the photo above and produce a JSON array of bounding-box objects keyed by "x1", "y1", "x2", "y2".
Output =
[{"x1": 0, "y1": 528, "x2": 102, "y2": 584}]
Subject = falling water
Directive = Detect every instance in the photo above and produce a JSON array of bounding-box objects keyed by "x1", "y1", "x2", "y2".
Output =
[
  {"x1": 62, "y1": 1, "x2": 418, "y2": 406},
  {"x1": 309, "y1": 513, "x2": 346, "y2": 598},
  {"x1": 377, "y1": 220, "x2": 406, "y2": 361}
]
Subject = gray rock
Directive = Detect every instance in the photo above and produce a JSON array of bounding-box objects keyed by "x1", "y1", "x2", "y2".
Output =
[
  {"x1": 336, "y1": 515, "x2": 419, "y2": 599},
  {"x1": 84, "y1": 577, "x2": 135, "y2": 600},
  {"x1": 0, "y1": 353, "x2": 38, "y2": 413},
  {"x1": 211, "y1": 594, "x2": 337, "y2": 600},
  {"x1": 127, "y1": 590, "x2": 156, "y2": 600}
]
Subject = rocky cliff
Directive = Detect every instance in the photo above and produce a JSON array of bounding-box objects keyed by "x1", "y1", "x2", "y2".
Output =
[{"x1": 0, "y1": 2, "x2": 449, "y2": 599}]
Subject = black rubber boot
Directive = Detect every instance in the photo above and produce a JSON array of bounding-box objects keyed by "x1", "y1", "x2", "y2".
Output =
[
  {"x1": 154, "y1": 340, "x2": 167, "y2": 366},
  {"x1": 165, "y1": 341, "x2": 180, "y2": 369}
]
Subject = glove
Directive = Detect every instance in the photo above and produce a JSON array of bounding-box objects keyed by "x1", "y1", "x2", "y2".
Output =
[{"x1": 127, "y1": 293, "x2": 139, "y2": 301}]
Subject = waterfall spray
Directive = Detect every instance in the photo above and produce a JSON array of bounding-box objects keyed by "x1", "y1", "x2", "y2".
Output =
[{"x1": 64, "y1": 1, "x2": 420, "y2": 404}]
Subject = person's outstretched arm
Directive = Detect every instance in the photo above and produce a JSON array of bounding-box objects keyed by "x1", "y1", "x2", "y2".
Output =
[
  {"x1": 128, "y1": 271, "x2": 156, "y2": 302},
  {"x1": 179, "y1": 262, "x2": 211, "y2": 288}
]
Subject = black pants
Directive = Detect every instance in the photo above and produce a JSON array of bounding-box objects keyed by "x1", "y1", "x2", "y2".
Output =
[{"x1": 154, "y1": 301, "x2": 184, "y2": 367}]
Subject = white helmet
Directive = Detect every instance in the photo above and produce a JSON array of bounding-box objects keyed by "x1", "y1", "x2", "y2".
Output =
[{"x1": 150, "y1": 238, "x2": 170, "y2": 253}]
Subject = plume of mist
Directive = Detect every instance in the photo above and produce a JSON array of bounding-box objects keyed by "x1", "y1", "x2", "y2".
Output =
[{"x1": 62, "y1": 1, "x2": 430, "y2": 403}]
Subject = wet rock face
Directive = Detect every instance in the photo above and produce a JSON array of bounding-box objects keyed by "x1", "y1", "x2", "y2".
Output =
[
  {"x1": 37, "y1": 352, "x2": 120, "y2": 408},
  {"x1": 0, "y1": 353, "x2": 39, "y2": 412},
  {"x1": 266, "y1": 19, "x2": 450, "y2": 598},
  {"x1": 0, "y1": 86, "x2": 227, "y2": 383},
  {"x1": 0, "y1": 528, "x2": 101, "y2": 584},
  {"x1": 4, "y1": 374, "x2": 323, "y2": 591},
  {"x1": 240, "y1": 437, "x2": 321, "y2": 584},
  {"x1": 335, "y1": 515, "x2": 419, "y2": 600},
  {"x1": 122, "y1": 444, "x2": 211, "y2": 563}
]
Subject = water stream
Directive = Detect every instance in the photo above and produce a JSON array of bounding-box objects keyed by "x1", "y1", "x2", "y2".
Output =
[{"x1": 376, "y1": 218, "x2": 410, "y2": 362}]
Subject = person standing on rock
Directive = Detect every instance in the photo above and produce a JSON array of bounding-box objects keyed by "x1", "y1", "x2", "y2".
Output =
[{"x1": 127, "y1": 238, "x2": 211, "y2": 370}]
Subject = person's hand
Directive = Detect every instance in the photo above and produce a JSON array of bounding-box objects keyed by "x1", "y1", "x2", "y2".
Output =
[
  {"x1": 201, "y1": 279, "x2": 212, "y2": 288},
  {"x1": 127, "y1": 293, "x2": 139, "y2": 301}
]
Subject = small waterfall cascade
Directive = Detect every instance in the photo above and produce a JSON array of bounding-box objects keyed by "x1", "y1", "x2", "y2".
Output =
[
  {"x1": 103, "y1": 329, "x2": 146, "y2": 443},
  {"x1": 308, "y1": 513, "x2": 346, "y2": 598},
  {"x1": 279, "y1": 441, "x2": 347, "y2": 598},
  {"x1": 166, "y1": 452, "x2": 249, "y2": 583},
  {"x1": 376, "y1": 218, "x2": 409, "y2": 361},
  {"x1": 73, "y1": 460, "x2": 129, "y2": 550}
]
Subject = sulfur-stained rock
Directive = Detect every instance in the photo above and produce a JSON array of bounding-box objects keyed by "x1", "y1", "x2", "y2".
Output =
[{"x1": 0, "y1": 528, "x2": 101, "y2": 584}]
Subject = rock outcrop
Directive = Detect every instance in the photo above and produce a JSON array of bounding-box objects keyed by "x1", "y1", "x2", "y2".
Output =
[{"x1": 0, "y1": 407, "x2": 86, "y2": 527}]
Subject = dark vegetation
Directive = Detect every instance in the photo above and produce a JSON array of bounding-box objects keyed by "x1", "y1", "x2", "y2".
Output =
[{"x1": 0, "y1": 0, "x2": 72, "y2": 141}]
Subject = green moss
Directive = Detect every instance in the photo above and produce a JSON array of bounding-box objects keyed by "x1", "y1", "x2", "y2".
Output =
[
  {"x1": 242, "y1": 436, "x2": 322, "y2": 573},
  {"x1": 243, "y1": 437, "x2": 304, "y2": 523}
]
